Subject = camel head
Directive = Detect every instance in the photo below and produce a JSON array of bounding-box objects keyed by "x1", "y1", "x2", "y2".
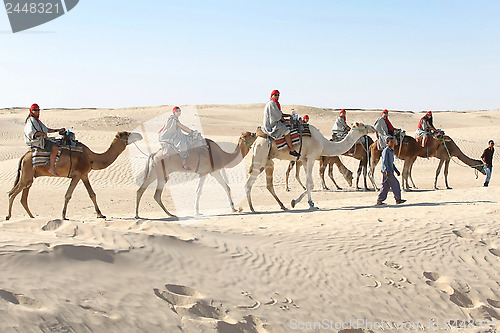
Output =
[
  {"x1": 240, "y1": 132, "x2": 257, "y2": 148},
  {"x1": 115, "y1": 131, "x2": 143, "y2": 145},
  {"x1": 352, "y1": 122, "x2": 377, "y2": 135}
]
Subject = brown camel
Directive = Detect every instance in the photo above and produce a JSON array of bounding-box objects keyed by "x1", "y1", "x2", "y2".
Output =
[
  {"x1": 320, "y1": 135, "x2": 376, "y2": 191},
  {"x1": 135, "y1": 132, "x2": 256, "y2": 218},
  {"x1": 369, "y1": 134, "x2": 485, "y2": 190},
  {"x1": 285, "y1": 157, "x2": 353, "y2": 191},
  {"x1": 6, "y1": 131, "x2": 143, "y2": 220}
]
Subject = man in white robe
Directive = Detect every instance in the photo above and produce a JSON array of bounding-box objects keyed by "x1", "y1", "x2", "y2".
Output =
[{"x1": 261, "y1": 90, "x2": 300, "y2": 157}]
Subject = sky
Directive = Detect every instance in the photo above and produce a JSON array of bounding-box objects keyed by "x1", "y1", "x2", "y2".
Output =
[{"x1": 1, "y1": 0, "x2": 500, "y2": 111}]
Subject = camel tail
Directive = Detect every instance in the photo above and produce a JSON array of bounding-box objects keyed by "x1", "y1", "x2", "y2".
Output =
[
  {"x1": 140, "y1": 153, "x2": 155, "y2": 184},
  {"x1": 9, "y1": 152, "x2": 27, "y2": 196}
]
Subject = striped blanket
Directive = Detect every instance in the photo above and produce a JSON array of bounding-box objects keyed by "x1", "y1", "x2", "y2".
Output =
[
  {"x1": 275, "y1": 124, "x2": 312, "y2": 150},
  {"x1": 31, "y1": 142, "x2": 84, "y2": 168},
  {"x1": 31, "y1": 147, "x2": 62, "y2": 168}
]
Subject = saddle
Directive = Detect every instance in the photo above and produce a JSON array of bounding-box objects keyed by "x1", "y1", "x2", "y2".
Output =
[{"x1": 31, "y1": 131, "x2": 83, "y2": 168}]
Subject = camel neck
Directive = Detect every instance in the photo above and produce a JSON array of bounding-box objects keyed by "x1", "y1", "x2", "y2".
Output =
[
  {"x1": 86, "y1": 138, "x2": 127, "y2": 170},
  {"x1": 442, "y1": 138, "x2": 482, "y2": 167},
  {"x1": 321, "y1": 129, "x2": 362, "y2": 156},
  {"x1": 220, "y1": 138, "x2": 250, "y2": 169}
]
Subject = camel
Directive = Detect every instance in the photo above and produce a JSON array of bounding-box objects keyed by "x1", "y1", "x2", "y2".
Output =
[
  {"x1": 7, "y1": 131, "x2": 143, "y2": 220},
  {"x1": 285, "y1": 157, "x2": 353, "y2": 191},
  {"x1": 245, "y1": 123, "x2": 376, "y2": 212},
  {"x1": 369, "y1": 134, "x2": 485, "y2": 190},
  {"x1": 135, "y1": 132, "x2": 256, "y2": 218},
  {"x1": 288, "y1": 135, "x2": 376, "y2": 191}
]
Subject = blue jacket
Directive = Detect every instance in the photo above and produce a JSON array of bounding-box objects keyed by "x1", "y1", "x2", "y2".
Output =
[{"x1": 381, "y1": 146, "x2": 399, "y2": 174}]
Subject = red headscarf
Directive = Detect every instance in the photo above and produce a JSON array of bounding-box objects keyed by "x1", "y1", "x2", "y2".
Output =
[
  {"x1": 303, "y1": 114, "x2": 309, "y2": 121},
  {"x1": 270, "y1": 90, "x2": 281, "y2": 110},
  {"x1": 172, "y1": 106, "x2": 180, "y2": 115},
  {"x1": 29, "y1": 103, "x2": 40, "y2": 119},
  {"x1": 418, "y1": 111, "x2": 432, "y2": 129},
  {"x1": 340, "y1": 109, "x2": 346, "y2": 121}
]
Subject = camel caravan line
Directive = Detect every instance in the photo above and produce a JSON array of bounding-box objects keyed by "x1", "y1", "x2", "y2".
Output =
[{"x1": 7, "y1": 109, "x2": 486, "y2": 220}]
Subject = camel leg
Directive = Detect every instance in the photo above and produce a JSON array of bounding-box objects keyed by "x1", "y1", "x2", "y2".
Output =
[
  {"x1": 328, "y1": 161, "x2": 342, "y2": 190},
  {"x1": 444, "y1": 159, "x2": 452, "y2": 189},
  {"x1": 356, "y1": 162, "x2": 363, "y2": 190},
  {"x1": 402, "y1": 159, "x2": 413, "y2": 191},
  {"x1": 361, "y1": 160, "x2": 369, "y2": 191},
  {"x1": 285, "y1": 161, "x2": 295, "y2": 192},
  {"x1": 408, "y1": 157, "x2": 418, "y2": 189},
  {"x1": 81, "y1": 175, "x2": 105, "y2": 219},
  {"x1": 245, "y1": 141, "x2": 270, "y2": 213},
  {"x1": 153, "y1": 175, "x2": 177, "y2": 219},
  {"x1": 292, "y1": 158, "x2": 316, "y2": 209},
  {"x1": 319, "y1": 157, "x2": 329, "y2": 190},
  {"x1": 295, "y1": 161, "x2": 306, "y2": 190},
  {"x1": 369, "y1": 144, "x2": 381, "y2": 191},
  {"x1": 135, "y1": 166, "x2": 157, "y2": 219},
  {"x1": 245, "y1": 164, "x2": 263, "y2": 212},
  {"x1": 194, "y1": 175, "x2": 207, "y2": 215},
  {"x1": 62, "y1": 177, "x2": 81, "y2": 220},
  {"x1": 20, "y1": 187, "x2": 35, "y2": 218},
  {"x1": 434, "y1": 159, "x2": 445, "y2": 189},
  {"x1": 265, "y1": 160, "x2": 287, "y2": 210},
  {"x1": 211, "y1": 170, "x2": 237, "y2": 212},
  {"x1": 211, "y1": 170, "x2": 238, "y2": 213},
  {"x1": 7, "y1": 178, "x2": 33, "y2": 220}
]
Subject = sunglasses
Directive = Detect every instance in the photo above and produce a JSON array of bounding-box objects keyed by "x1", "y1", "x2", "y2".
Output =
[{"x1": 32, "y1": 109, "x2": 40, "y2": 112}]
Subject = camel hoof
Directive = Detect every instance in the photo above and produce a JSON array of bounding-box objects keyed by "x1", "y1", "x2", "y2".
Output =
[
  {"x1": 286, "y1": 188, "x2": 290, "y2": 192},
  {"x1": 446, "y1": 187, "x2": 452, "y2": 190},
  {"x1": 97, "y1": 215, "x2": 106, "y2": 219},
  {"x1": 5, "y1": 216, "x2": 10, "y2": 221},
  {"x1": 135, "y1": 215, "x2": 140, "y2": 219},
  {"x1": 237, "y1": 207, "x2": 243, "y2": 213},
  {"x1": 281, "y1": 206, "x2": 288, "y2": 211},
  {"x1": 291, "y1": 199, "x2": 296, "y2": 208}
]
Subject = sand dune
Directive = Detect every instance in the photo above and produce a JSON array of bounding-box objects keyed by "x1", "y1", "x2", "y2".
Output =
[{"x1": 0, "y1": 105, "x2": 498, "y2": 332}]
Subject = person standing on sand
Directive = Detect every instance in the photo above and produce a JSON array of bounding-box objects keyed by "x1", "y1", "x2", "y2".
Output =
[
  {"x1": 261, "y1": 90, "x2": 300, "y2": 157},
  {"x1": 481, "y1": 140, "x2": 495, "y2": 187},
  {"x1": 376, "y1": 136, "x2": 406, "y2": 206},
  {"x1": 24, "y1": 104, "x2": 65, "y2": 176}
]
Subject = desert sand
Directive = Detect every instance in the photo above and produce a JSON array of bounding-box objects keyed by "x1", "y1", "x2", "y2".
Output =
[{"x1": 0, "y1": 105, "x2": 499, "y2": 333}]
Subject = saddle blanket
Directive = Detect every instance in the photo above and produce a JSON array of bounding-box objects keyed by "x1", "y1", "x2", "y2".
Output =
[
  {"x1": 31, "y1": 147, "x2": 62, "y2": 168},
  {"x1": 31, "y1": 143, "x2": 83, "y2": 168},
  {"x1": 160, "y1": 142, "x2": 209, "y2": 156},
  {"x1": 274, "y1": 123, "x2": 312, "y2": 150}
]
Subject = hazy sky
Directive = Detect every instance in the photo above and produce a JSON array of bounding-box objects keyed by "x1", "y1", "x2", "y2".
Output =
[{"x1": 1, "y1": 0, "x2": 499, "y2": 111}]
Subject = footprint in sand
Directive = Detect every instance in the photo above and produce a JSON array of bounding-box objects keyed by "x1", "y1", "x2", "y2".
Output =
[
  {"x1": 0, "y1": 289, "x2": 43, "y2": 309},
  {"x1": 422, "y1": 271, "x2": 500, "y2": 320},
  {"x1": 423, "y1": 271, "x2": 474, "y2": 308},
  {"x1": 237, "y1": 291, "x2": 298, "y2": 311},
  {"x1": 489, "y1": 248, "x2": 500, "y2": 257},
  {"x1": 384, "y1": 261, "x2": 403, "y2": 270},
  {"x1": 154, "y1": 284, "x2": 279, "y2": 332}
]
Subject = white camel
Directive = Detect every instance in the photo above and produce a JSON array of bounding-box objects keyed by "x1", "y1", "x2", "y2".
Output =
[{"x1": 245, "y1": 123, "x2": 376, "y2": 211}]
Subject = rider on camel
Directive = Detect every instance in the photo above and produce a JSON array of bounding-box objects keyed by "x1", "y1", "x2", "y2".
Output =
[
  {"x1": 374, "y1": 109, "x2": 400, "y2": 150},
  {"x1": 415, "y1": 111, "x2": 438, "y2": 148}
]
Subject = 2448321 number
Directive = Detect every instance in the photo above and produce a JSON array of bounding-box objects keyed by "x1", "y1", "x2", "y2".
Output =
[{"x1": 5, "y1": 2, "x2": 60, "y2": 14}]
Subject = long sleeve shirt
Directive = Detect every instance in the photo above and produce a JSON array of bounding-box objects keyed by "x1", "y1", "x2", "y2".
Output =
[{"x1": 381, "y1": 146, "x2": 399, "y2": 174}]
